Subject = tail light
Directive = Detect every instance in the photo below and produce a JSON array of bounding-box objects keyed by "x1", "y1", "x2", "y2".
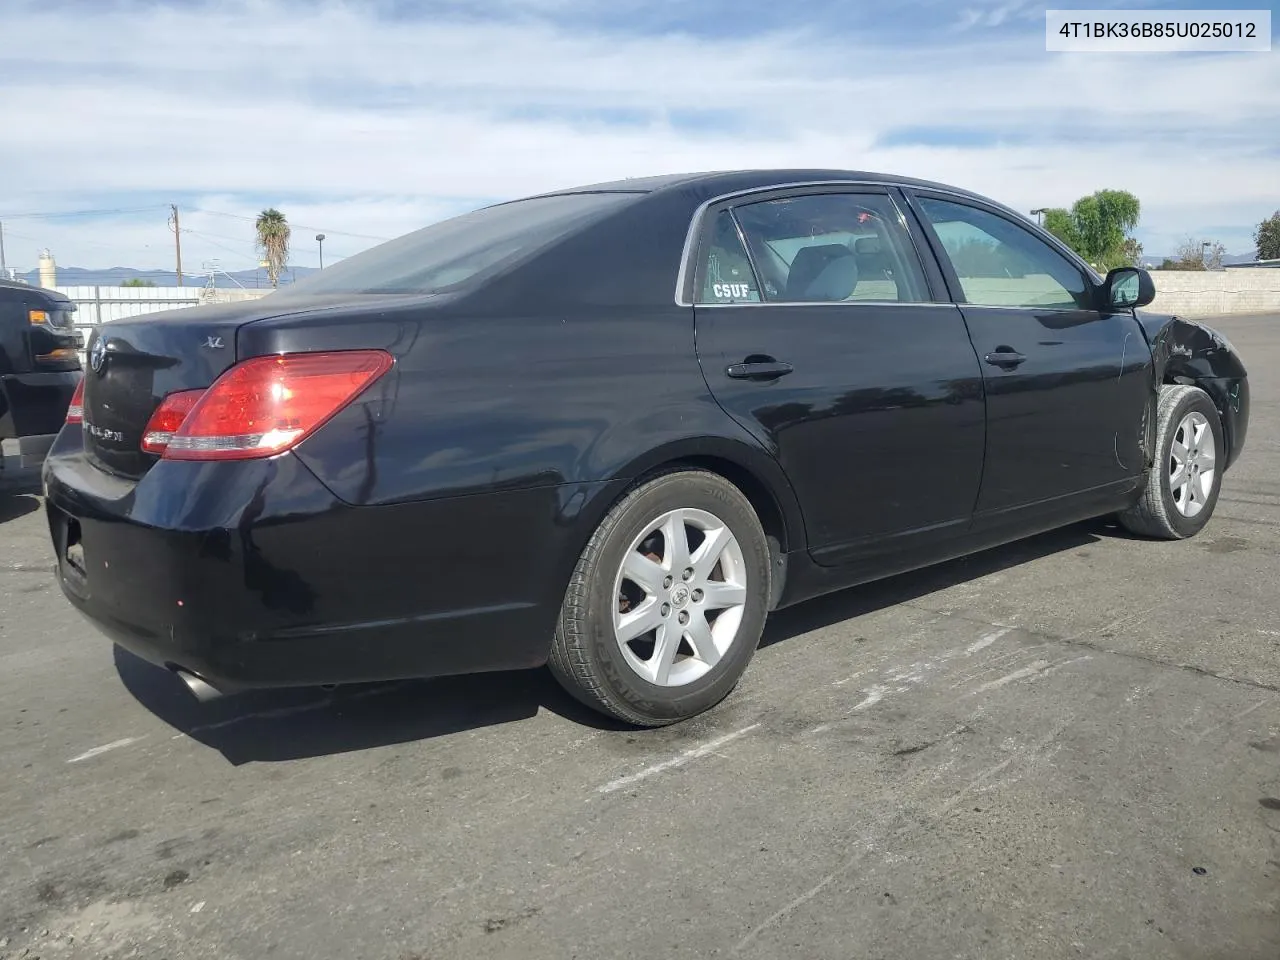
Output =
[
  {"x1": 145, "y1": 350, "x2": 394, "y2": 461},
  {"x1": 66, "y1": 377, "x2": 85, "y2": 424},
  {"x1": 141, "y1": 389, "x2": 205, "y2": 455}
]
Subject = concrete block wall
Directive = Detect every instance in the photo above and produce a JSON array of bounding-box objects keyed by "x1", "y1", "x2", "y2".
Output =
[{"x1": 1147, "y1": 270, "x2": 1280, "y2": 316}]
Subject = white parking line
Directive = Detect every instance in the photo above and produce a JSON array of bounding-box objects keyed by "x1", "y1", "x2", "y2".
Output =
[
  {"x1": 597, "y1": 725, "x2": 760, "y2": 795},
  {"x1": 972, "y1": 660, "x2": 1052, "y2": 694},
  {"x1": 67, "y1": 736, "x2": 145, "y2": 763},
  {"x1": 851, "y1": 685, "x2": 890, "y2": 711},
  {"x1": 967, "y1": 626, "x2": 1013, "y2": 655}
]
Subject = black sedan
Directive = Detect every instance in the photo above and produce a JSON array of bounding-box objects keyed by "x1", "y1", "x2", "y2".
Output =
[{"x1": 43, "y1": 169, "x2": 1250, "y2": 726}]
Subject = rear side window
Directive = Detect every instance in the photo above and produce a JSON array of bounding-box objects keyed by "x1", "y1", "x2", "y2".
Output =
[
  {"x1": 276, "y1": 192, "x2": 637, "y2": 297},
  {"x1": 698, "y1": 211, "x2": 762, "y2": 303},
  {"x1": 719, "y1": 193, "x2": 930, "y2": 304}
]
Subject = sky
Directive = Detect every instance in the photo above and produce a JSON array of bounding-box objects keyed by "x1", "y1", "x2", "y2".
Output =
[{"x1": 0, "y1": 0, "x2": 1276, "y2": 276}]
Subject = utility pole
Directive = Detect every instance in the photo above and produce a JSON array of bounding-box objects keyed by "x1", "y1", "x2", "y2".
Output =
[
  {"x1": 169, "y1": 204, "x2": 183, "y2": 286},
  {"x1": 0, "y1": 220, "x2": 6, "y2": 280}
]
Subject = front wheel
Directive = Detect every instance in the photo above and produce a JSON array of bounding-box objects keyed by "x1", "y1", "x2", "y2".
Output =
[
  {"x1": 548, "y1": 469, "x2": 772, "y2": 726},
  {"x1": 1118, "y1": 384, "x2": 1225, "y2": 540}
]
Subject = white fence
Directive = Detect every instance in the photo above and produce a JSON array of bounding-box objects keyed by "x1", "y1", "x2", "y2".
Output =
[
  {"x1": 52, "y1": 285, "x2": 271, "y2": 358},
  {"x1": 39, "y1": 285, "x2": 271, "y2": 366},
  {"x1": 57, "y1": 285, "x2": 200, "y2": 324}
]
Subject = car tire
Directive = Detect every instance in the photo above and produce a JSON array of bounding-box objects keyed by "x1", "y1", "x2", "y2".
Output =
[
  {"x1": 1117, "y1": 384, "x2": 1225, "y2": 540},
  {"x1": 548, "y1": 468, "x2": 772, "y2": 726}
]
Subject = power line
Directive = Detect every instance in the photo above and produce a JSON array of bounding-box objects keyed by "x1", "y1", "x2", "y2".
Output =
[
  {"x1": 2, "y1": 204, "x2": 392, "y2": 242},
  {"x1": 180, "y1": 227, "x2": 253, "y2": 245},
  {"x1": 0, "y1": 205, "x2": 168, "y2": 220},
  {"x1": 179, "y1": 229, "x2": 261, "y2": 264},
  {"x1": 191, "y1": 208, "x2": 392, "y2": 242},
  {"x1": 0, "y1": 225, "x2": 42, "y2": 243}
]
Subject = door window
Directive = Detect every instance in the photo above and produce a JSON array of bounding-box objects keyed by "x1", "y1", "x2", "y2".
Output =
[
  {"x1": 696, "y1": 193, "x2": 929, "y2": 304},
  {"x1": 915, "y1": 197, "x2": 1091, "y2": 310}
]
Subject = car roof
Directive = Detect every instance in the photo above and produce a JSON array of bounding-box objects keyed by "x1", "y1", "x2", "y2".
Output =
[
  {"x1": 538, "y1": 168, "x2": 995, "y2": 204},
  {"x1": 0, "y1": 278, "x2": 71, "y2": 304}
]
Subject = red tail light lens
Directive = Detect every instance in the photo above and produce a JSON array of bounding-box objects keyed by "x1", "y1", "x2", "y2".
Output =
[
  {"x1": 66, "y1": 377, "x2": 85, "y2": 424},
  {"x1": 141, "y1": 389, "x2": 206, "y2": 455},
  {"x1": 161, "y1": 350, "x2": 394, "y2": 461}
]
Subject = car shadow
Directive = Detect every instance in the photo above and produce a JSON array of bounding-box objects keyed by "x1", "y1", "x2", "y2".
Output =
[
  {"x1": 0, "y1": 491, "x2": 39, "y2": 524},
  {"x1": 114, "y1": 645, "x2": 633, "y2": 766},
  {"x1": 0, "y1": 471, "x2": 42, "y2": 524},
  {"x1": 117, "y1": 516, "x2": 1118, "y2": 765},
  {"x1": 760, "y1": 516, "x2": 1112, "y2": 647}
]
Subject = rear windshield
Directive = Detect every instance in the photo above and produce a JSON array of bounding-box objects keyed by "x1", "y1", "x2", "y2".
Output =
[{"x1": 274, "y1": 192, "x2": 637, "y2": 298}]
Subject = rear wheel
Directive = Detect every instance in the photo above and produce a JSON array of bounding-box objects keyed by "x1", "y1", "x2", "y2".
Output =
[
  {"x1": 548, "y1": 469, "x2": 771, "y2": 726},
  {"x1": 1118, "y1": 384, "x2": 1224, "y2": 539}
]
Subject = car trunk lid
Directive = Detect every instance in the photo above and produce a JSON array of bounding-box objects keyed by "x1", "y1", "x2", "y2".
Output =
[{"x1": 82, "y1": 300, "x2": 284, "y2": 478}]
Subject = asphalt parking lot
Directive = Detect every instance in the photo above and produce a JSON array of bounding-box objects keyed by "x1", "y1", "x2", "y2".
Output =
[{"x1": 2, "y1": 312, "x2": 1278, "y2": 960}]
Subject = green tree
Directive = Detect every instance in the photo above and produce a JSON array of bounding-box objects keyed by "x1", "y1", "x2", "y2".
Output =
[
  {"x1": 1255, "y1": 211, "x2": 1280, "y2": 261},
  {"x1": 255, "y1": 208, "x2": 291, "y2": 288},
  {"x1": 120, "y1": 277, "x2": 156, "y2": 287},
  {"x1": 1041, "y1": 189, "x2": 1142, "y2": 271}
]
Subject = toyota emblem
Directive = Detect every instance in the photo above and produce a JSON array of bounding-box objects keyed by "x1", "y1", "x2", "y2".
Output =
[{"x1": 89, "y1": 337, "x2": 107, "y2": 374}]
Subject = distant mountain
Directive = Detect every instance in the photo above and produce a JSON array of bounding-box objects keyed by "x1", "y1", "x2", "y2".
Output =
[{"x1": 14, "y1": 265, "x2": 321, "y2": 288}]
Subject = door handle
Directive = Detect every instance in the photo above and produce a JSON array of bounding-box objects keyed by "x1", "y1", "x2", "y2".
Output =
[
  {"x1": 983, "y1": 348, "x2": 1027, "y2": 370},
  {"x1": 726, "y1": 360, "x2": 794, "y2": 380}
]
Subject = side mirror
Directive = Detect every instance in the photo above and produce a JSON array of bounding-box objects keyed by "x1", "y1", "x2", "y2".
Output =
[{"x1": 1103, "y1": 266, "x2": 1155, "y2": 310}]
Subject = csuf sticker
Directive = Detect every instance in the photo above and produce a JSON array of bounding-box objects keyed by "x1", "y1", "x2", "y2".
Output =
[
  {"x1": 712, "y1": 282, "x2": 753, "y2": 299},
  {"x1": 706, "y1": 249, "x2": 757, "y2": 302}
]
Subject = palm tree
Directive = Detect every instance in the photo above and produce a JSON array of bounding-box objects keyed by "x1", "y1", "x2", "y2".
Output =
[{"x1": 255, "y1": 208, "x2": 291, "y2": 288}]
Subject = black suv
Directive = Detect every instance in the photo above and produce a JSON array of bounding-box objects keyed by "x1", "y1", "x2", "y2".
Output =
[{"x1": 0, "y1": 279, "x2": 83, "y2": 473}]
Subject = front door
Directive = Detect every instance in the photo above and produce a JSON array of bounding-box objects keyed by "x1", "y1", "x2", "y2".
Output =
[
  {"x1": 691, "y1": 188, "x2": 986, "y2": 567},
  {"x1": 905, "y1": 192, "x2": 1152, "y2": 521}
]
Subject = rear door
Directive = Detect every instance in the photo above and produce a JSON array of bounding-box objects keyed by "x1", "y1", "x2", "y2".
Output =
[
  {"x1": 690, "y1": 186, "x2": 986, "y2": 567},
  {"x1": 903, "y1": 190, "x2": 1151, "y2": 522}
]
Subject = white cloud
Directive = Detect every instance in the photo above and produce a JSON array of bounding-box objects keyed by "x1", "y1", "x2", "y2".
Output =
[
  {"x1": 0, "y1": 0, "x2": 1275, "y2": 269},
  {"x1": 954, "y1": 0, "x2": 1041, "y2": 30}
]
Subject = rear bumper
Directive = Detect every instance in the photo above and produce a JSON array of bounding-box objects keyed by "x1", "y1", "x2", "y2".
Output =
[{"x1": 43, "y1": 431, "x2": 614, "y2": 694}]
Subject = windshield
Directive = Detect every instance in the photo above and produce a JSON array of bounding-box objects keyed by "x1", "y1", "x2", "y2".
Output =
[{"x1": 274, "y1": 192, "x2": 638, "y2": 298}]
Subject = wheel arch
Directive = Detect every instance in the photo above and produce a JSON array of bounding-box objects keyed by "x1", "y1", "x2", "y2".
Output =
[
  {"x1": 561, "y1": 436, "x2": 808, "y2": 613},
  {"x1": 1138, "y1": 314, "x2": 1249, "y2": 471}
]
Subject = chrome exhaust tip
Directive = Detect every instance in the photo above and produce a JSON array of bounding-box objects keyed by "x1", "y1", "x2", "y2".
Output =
[{"x1": 174, "y1": 668, "x2": 223, "y2": 702}]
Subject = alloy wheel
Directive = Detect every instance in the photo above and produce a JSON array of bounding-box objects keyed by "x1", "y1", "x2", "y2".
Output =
[
  {"x1": 1169, "y1": 410, "x2": 1216, "y2": 518},
  {"x1": 611, "y1": 507, "x2": 748, "y2": 686}
]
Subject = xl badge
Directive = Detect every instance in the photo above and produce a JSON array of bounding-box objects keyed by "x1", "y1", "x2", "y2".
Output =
[{"x1": 89, "y1": 337, "x2": 108, "y2": 374}]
